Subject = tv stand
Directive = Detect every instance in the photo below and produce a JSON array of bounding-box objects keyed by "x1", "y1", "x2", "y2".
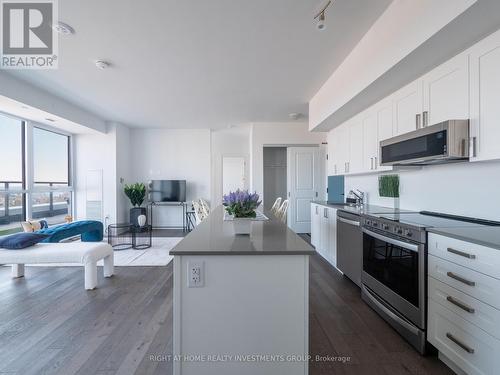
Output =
[{"x1": 148, "y1": 201, "x2": 187, "y2": 231}]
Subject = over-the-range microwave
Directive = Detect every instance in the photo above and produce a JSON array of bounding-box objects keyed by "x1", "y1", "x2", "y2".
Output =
[{"x1": 380, "y1": 120, "x2": 469, "y2": 166}]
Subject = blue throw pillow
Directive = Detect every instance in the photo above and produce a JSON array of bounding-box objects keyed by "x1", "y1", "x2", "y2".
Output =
[{"x1": 0, "y1": 232, "x2": 49, "y2": 250}]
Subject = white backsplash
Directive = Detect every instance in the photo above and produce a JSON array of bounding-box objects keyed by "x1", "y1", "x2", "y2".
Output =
[{"x1": 345, "y1": 160, "x2": 500, "y2": 221}]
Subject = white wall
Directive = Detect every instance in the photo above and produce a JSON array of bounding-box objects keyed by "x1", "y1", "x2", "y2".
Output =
[
  {"x1": 210, "y1": 126, "x2": 251, "y2": 206},
  {"x1": 250, "y1": 122, "x2": 327, "y2": 205},
  {"x1": 74, "y1": 122, "x2": 131, "y2": 226},
  {"x1": 345, "y1": 160, "x2": 500, "y2": 221},
  {"x1": 309, "y1": 0, "x2": 477, "y2": 131},
  {"x1": 130, "y1": 128, "x2": 211, "y2": 227}
]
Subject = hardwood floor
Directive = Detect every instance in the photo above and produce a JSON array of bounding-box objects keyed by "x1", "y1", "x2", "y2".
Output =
[{"x1": 0, "y1": 257, "x2": 452, "y2": 375}]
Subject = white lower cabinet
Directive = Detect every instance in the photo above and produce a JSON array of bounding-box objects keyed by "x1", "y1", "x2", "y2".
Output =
[
  {"x1": 428, "y1": 234, "x2": 500, "y2": 375},
  {"x1": 310, "y1": 203, "x2": 337, "y2": 268},
  {"x1": 310, "y1": 204, "x2": 320, "y2": 248}
]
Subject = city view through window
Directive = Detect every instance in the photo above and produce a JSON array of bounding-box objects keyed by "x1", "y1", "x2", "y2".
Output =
[{"x1": 0, "y1": 115, "x2": 72, "y2": 235}]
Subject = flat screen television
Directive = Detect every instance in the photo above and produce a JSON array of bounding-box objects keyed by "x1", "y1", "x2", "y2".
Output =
[{"x1": 148, "y1": 180, "x2": 186, "y2": 202}]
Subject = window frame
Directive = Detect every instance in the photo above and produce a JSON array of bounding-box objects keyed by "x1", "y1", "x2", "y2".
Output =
[{"x1": 26, "y1": 122, "x2": 74, "y2": 221}]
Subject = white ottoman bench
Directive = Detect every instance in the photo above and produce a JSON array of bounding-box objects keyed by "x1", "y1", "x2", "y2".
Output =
[{"x1": 0, "y1": 242, "x2": 114, "y2": 290}]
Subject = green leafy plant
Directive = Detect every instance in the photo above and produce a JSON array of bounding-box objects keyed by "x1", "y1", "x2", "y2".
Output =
[
  {"x1": 379, "y1": 175, "x2": 400, "y2": 198},
  {"x1": 124, "y1": 183, "x2": 146, "y2": 207}
]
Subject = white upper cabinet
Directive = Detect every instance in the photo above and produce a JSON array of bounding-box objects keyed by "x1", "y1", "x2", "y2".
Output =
[
  {"x1": 336, "y1": 123, "x2": 350, "y2": 174},
  {"x1": 348, "y1": 116, "x2": 364, "y2": 174},
  {"x1": 422, "y1": 53, "x2": 469, "y2": 126},
  {"x1": 469, "y1": 30, "x2": 500, "y2": 162},
  {"x1": 362, "y1": 110, "x2": 377, "y2": 172},
  {"x1": 392, "y1": 80, "x2": 423, "y2": 135}
]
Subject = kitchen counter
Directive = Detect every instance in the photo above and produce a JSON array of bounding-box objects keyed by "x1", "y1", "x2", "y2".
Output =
[
  {"x1": 170, "y1": 205, "x2": 315, "y2": 256},
  {"x1": 170, "y1": 205, "x2": 311, "y2": 375},
  {"x1": 311, "y1": 200, "x2": 414, "y2": 216},
  {"x1": 428, "y1": 226, "x2": 500, "y2": 250}
]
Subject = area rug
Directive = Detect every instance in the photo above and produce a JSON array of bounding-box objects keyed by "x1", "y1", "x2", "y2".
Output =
[{"x1": 22, "y1": 237, "x2": 183, "y2": 267}]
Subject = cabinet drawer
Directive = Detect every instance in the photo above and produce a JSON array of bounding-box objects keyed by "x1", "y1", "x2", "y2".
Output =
[
  {"x1": 428, "y1": 277, "x2": 500, "y2": 340},
  {"x1": 428, "y1": 255, "x2": 500, "y2": 310},
  {"x1": 428, "y1": 233, "x2": 500, "y2": 279},
  {"x1": 428, "y1": 299, "x2": 500, "y2": 375}
]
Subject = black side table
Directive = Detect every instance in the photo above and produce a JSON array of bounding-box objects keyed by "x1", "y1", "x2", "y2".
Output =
[
  {"x1": 108, "y1": 223, "x2": 133, "y2": 250},
  {"x1": 132, "y1": 225, "x2": 152, "y2": 250}
]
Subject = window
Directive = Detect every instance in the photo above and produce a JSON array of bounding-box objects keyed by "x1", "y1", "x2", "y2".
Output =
[
  {"x1": 0, "y1": 114, "x2": 25, "y2": 235},
  {"x1": 0, "y1": 117, "x2": 73, "y2": 235},
  {"x1": 31, "y1": 127, "x2": 71, "y2": 225}
]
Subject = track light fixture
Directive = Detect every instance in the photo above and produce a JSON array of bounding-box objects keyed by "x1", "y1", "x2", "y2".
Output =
[{"x1": 314, "y1": 0, "x2": 331, "y2": 31}]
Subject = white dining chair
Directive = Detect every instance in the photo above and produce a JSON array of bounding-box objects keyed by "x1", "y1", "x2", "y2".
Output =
[
  {"x1": 192, "y1": 200, "x2": 204, "y2": 224},
  {"x1": 198, "y1": 198, "x2": 210, "y2": 219},
  {"x1": 277, "y1": 199, "x2": 289, "y2": 223},
  {"x1": 270, "y1": 197, "x2": 282, "y2": 215}
]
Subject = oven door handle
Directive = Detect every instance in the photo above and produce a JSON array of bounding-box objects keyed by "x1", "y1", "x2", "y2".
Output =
[
  {"x1": 362, "y1": 285, "x2": 419, "y2": 335},
  {"x1": 362, "y1": 228, "x2": 419, "y2": 253}
]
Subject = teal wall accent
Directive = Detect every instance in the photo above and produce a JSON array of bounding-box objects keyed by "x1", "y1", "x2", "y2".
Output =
[{"x1": 328, "y1": 175, "x2": 345, "y2": 203}]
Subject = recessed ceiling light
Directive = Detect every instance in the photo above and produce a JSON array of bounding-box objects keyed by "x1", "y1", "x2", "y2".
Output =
[
  {"x1": 95, "y1": 60, "x2": 111, "y2": 70},
  {"x1": 21, "y1": 105, "x2": 29, "y2": 109},
  {"x1": 53, "y1": 21, "x2": 75, "y2": 35},
  {"x1": 45, "y1": 118, "x2": 56, "y2": 122},
  {"x1": 289, "y1": 113, "x2": 302, "y2": 120}
]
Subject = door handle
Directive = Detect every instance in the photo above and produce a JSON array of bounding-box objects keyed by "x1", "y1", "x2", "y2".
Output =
[
  {"x1": 447, "y1": 247, "x2": 476, "y2": 259},
  {"x1": 416, "y1": 113, "x2": 421, "y2": 129},
  {"x1": 469, "y1": 136, "x2": 477, "y2": 158},
  {"x1": 447, "y1": 272, "x2": 476, "y2": 287},
  {"x1": 338, "y1": 217, "x2": 360, "y2": 226},
  {"x1": 422, "y1": 111, "x2": 429, "y2": 127},
  {"x1": 446, "y1": 333, "x2": 474, "y2": 354},
  {"x1": 446, "y1": 296, "x2": 475, "y2": 314}
]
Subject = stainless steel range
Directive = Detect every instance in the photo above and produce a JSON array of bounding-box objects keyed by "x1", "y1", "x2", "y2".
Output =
[{"x1": 361, "y1": 211, "x2": 496, "y2": 354}]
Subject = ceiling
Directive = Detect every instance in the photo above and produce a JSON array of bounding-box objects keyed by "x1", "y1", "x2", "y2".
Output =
[{"x1": 5, "y1": 0, "x2": 391, "y2": 129}]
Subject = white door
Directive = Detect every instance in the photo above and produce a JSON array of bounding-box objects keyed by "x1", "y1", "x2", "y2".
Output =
[
  {"x1": 393, "y1": 79, "x2": 423, "y2": 135},
  {"x1": 422, "y1": 53, "x2": 469, "y2": 126},
  {"x1": 469, "y1": 30, "x2": 500, "y2": 162},
  {"x1": 222, "y1": 156, "x2": 246, "y2": 193},
  {"x1": 348, "y1": 117, "x2": 364, "y2": 174},
  {"x1": 287, "y1": 147, "x2": 320, "y2": 233}
]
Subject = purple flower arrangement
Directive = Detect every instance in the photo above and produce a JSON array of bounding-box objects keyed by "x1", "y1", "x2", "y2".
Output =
[{"x1": 223, "y1": 189, "x2": 261, "y2": 218}]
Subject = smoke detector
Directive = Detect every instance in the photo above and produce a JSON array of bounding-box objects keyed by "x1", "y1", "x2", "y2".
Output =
[
  {"x1": 53, "y1": 21, "x2": 75, "y2": 35},
  {"x1": 95, "y1": 60, "x2": 111, "y2": 70},
  {"x1": 289, "y1": 113, "x2": 302, "y2": 120}
]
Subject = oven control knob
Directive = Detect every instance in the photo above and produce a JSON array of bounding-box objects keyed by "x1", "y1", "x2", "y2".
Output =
[
  {"x1": 372, "y1": 222, "x2": 378, "y2": 227},
  {"x1": 366, "y1": 220, "x2": 371, "y2": 226},
  {"x1": 395, "y1": 227, "x2": 403, "y2": 235},
  {"x1": 382, "y1": 224, "x2": 389, "y2": 230},
  {"x1": 405, "y1": 230, "x2": 413, "y2": 237}
]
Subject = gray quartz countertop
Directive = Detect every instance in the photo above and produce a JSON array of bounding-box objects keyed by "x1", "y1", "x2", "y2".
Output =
[
  {"x1": 428, "y1": 226, "x2": 500, "y2": 251},
  {"x1": 169, "y1": 206, "x2": 315, "y2": 256},
  {"x1": 311, "y1": 201, "x2": 415, "y2": 216}
]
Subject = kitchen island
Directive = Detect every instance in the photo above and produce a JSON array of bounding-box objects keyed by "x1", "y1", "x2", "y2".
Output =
[{"x1": 169, "y1": 206, "x2": 315, "y2": 375}]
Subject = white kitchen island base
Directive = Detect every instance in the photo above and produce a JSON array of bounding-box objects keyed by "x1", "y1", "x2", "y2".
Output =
[{"x1": 172, "y1": 254, "x2": 310, "y2": 375}]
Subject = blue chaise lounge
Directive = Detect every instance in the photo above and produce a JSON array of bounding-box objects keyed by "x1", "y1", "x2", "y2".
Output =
[{"x1": 36, "y1": 220, "x2": 103, "y2": 243}]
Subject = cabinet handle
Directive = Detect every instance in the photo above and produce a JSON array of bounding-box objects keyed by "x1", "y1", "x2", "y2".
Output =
[
  {"x1": 324, "y1": 208, "x2": 328, "y2": 218},
  {"x1": 315, "y1": 206, "x2": 318, "y2": 215},
  {"x1": 470, "y1": 136, "x2": 477, "y2": 158},
  {"x1": 415, "y1": 113, "x2": 421, "y2": 129},
  {"x1": 446, "y1": 296, "x2": 475, "y2": 314},
  {"x1": 446, "y1": 333, "x2": 475, "y2": 354},
  {"x1": 370, "y1": 157, "x2": 373, "y2": 170},
  {"x1": 374, "y1": 156, "x2": 377, "y2": 169},
  {"x1": 347, "y1": 162, "x2": 350, "y2": 172},
  {"x1": 447, "y1": 247, "x2": 476, "y2": 259},
  {"x1": 423, "y1": 111, "x2": 429, "y2": 127},
  {"x1": 447, "y1": 271, "x2": 476, "y2": 287},
  {"x1": 334, "y1": 164, "x2": 337, "y2": 175}
]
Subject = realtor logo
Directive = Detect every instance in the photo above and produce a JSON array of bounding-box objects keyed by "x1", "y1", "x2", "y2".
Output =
[{"x1": 1, "y1": 0, "x2": 58, "y2": 69}]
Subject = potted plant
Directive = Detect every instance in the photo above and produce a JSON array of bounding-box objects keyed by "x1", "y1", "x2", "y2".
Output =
[
  {"x1": 223, "y1": 189, "x2": 261, "y2": 235},
  {"x1": 124, "y1": 183, "x2": 147, "y2": 226}
]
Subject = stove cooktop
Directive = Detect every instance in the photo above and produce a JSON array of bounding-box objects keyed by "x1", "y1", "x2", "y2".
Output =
[{"x1": 372, "y1": 211, "x2": 500, "y2": 230}]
